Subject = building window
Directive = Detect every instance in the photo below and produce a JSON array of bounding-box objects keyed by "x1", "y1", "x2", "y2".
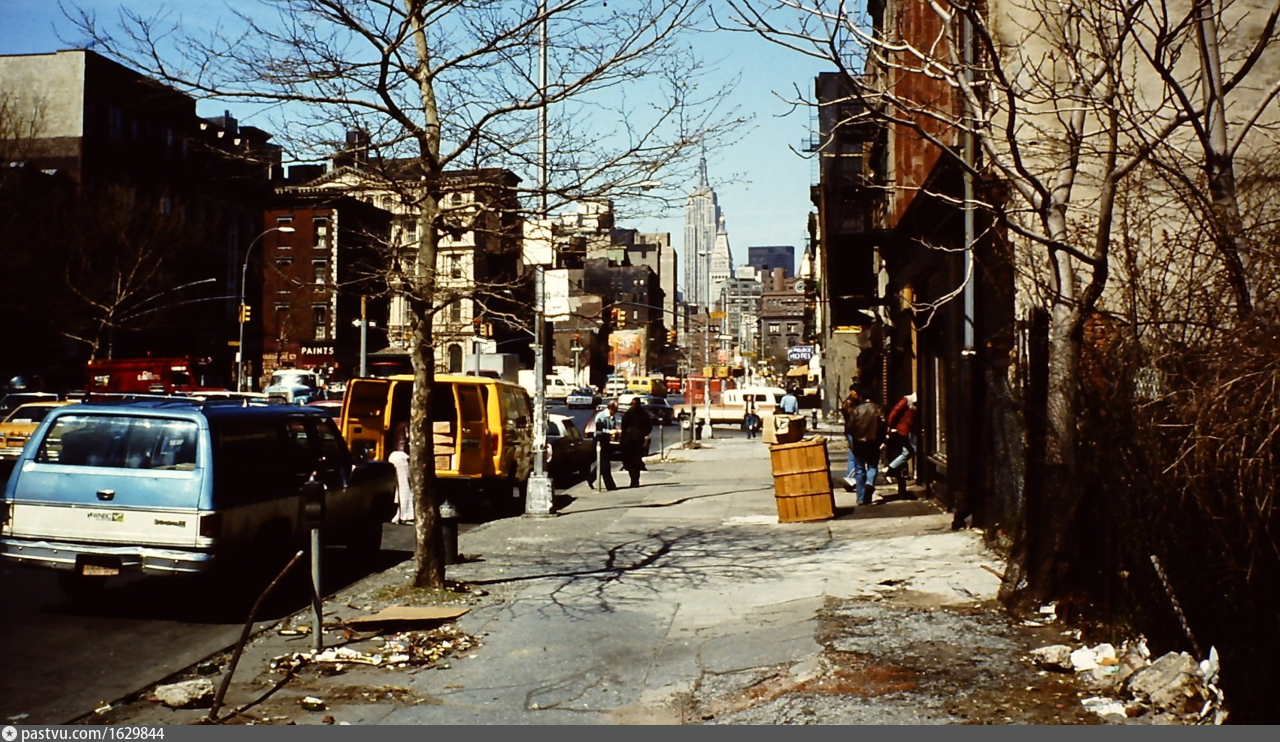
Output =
[
  {"x1": 276, "y1": 258, "x2": 293, "y2": 269},
  {"x1": 786, "y1": 323, "x2": 797, "y2": 334},
  {"x1": 312, "y1": 259, "x2": 328, "y2": 285},
  {"x1": 277, "y1": 215, "x2": 293, "y2": 227},
  {"x1": 449, "y1": 253, "x2": 462, "y2": 279},
  {"x1": 450, "y1": 300, "x2": 463, "y2": 324},
  {"x1": 768, "y1": 323, "x2": 780, "y2": 334},
  {"x1": 314, "y1": 217, "x2": 329, "y2": 249},
  {"x1": 450, "y1": 192, "x2": 464, "y2": 205},
  {"x1": 448, "y1": 344, "x2": 463, "y2": 372},
  {"x1": 313, "y1": 305, "x2": 328, "y2": 340}
]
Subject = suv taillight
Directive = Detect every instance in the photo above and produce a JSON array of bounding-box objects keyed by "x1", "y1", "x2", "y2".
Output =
[{"x1": 199, "y1": 512, "x2": 221, "y2": 538}]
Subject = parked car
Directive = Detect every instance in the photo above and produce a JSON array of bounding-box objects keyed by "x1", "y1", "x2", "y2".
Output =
[
  {"x1": 638, "y1": 395, "x2": 675, "y2": 426},
  {"x1": 0, "y1": 392, "x2": 62, "y2": 419},
  {"x1": 264, "y1": 368, "x2": 324, "y2": 405},
  {"x1": 0, "y1": 398, "x2": 397, "y2": 598},
  {"x1": 0, "y1": 401, "x2": 77, "y2": 461},
  {"x1": 566, "y1": 387, "x2": 601, "y2": 409},
  {"x1": 545, "y1": 414, "x2": 594, "y2": 481},
  {"x1": 603, "y1": 376, "x2": 628, "y2": 399}
]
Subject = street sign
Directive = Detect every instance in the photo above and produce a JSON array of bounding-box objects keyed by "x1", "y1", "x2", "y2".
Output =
[
  {"x1": 709, "y1": 311, "x2": 725, "y2": 319},
  {"x1": 227, "y1": 341, "x2": 240, "y2": 347},
  {"x1": 787, "y1": 345, "x2": 814, "y2": 362}
]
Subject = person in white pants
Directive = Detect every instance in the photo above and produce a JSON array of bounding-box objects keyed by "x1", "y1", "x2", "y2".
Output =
[{"x1": 389, "y1": 421, "x2": 414, "y2": 524}]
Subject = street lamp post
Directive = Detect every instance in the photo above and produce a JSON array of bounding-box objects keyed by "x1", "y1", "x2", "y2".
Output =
[
  {"x1": 699, "y1": 250, "x2": 715, "y2": 439},
  {"x1": 524, "y1": 0, "x2": 555, "y2": 517},
  {"x1": 237, "y1": 226, "x2": 295, "y2": 392}
]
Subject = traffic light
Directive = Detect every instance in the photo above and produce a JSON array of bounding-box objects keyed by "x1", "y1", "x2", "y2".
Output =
[
  {"x1": 668, "y1": 329, "x2": 677, "y2": 344},
  {"x1": 238, "y1": 303, "x2": 251, "y2": 323}
]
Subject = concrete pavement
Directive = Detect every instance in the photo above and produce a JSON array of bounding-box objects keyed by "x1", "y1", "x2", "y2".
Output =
[{"x1": 90, "y1": 427, "x2": 1110, "y2": 725}]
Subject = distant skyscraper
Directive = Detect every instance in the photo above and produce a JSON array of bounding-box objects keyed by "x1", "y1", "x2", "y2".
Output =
[
  {"x1": 683, "y1": 157, "x2": 721, "y2": 310},
  {"x1": 748, "y1": 245, "x2": 795, "y2": 277},
  {"x1": 709, "y1": 215, "x2": 735, "y2": 291}
]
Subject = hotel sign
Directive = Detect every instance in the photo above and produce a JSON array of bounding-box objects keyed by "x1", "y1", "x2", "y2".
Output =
[{"x1": 787, "y1": 345, "x2": 814, "y2": 362}]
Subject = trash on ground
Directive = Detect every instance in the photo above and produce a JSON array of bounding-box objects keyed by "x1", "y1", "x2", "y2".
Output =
[
  {"x1": 1029, "y1": 644, "x2": 1074, "y2": 672},
  {"x1": 268, "y1": 624, "x2": 480, "y2": 676},
  {"x1": 1030, "y1": 638, "x2": 1226, "y2": 724},
  {"x1": 151, "y1": 678, "x2": 216, "y2": 709},
  {"x1": 342, "y1": 605, "x2": 470, "y2": 629},
  {"x1": 300, "y1": 696, "x2": 326, "y2": 712},
  {"x1": 1081, "y1": 696, "x2": 1128, "y2": 719}
]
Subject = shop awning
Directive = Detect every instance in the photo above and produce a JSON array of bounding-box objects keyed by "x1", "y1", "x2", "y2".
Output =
[{"x1": 785, "y1": 367, "x2": 810, "y2": 377}]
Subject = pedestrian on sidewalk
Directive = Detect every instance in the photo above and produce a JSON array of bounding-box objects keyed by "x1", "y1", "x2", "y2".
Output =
[
  {"x1": 838, "y1": 384, "x2": 860, "y2": 492},
  {"x1": 743, "y1": 398, "x2": 761, "y2": 439},
  {"x1": 620, "y1": 397, "x2": 653, "y2": 488},
  {"x1": 843, "y1": 386, "x2": 886, "y2": 506},
  {"x1": 885, "y1": 392, "x2": 918, "y2": 483},
  {"x1": 590, "y1": 401, "x2": 619, "y2": 490},
  {"x1": 779, "y1": 386, "x2": 800, "y2": 415},
  {"x1": 389, "y1": 420, "x2": 413, "y2": 524}
]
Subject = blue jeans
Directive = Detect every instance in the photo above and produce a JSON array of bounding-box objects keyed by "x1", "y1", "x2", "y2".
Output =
[
  {"x1": 888, "y1": 433, "x2": 915, "y2": 471},
  {"x1": 848, "y1": 440, "x2": 880, "y2": 505}
]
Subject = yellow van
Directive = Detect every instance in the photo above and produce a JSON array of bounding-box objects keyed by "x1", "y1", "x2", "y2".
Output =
[
  {"x1": 626, "y1": 376, "x2": 666, "y2": 397},
  {"x1": 339, "y1": 374, "x2": 534, "y2": 510}
]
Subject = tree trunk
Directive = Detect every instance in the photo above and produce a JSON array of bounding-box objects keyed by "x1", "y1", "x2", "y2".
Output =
[
  {"x1": 406, "y1": 0, "x2": 446, "y2": 591},
  {"x1": 410, "y1": 200, "x2": 444, "y2": 590},
  {"x1": 1196, "y1": 0, "x2": 1253, "y2": 315}
]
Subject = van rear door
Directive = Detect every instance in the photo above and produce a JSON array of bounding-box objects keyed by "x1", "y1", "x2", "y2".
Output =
[
  {"x1": 341, "y1": 378, "x2": 393, "y2": 461},
  {"x1": 5, "y1": 413, "x2": 204, "y2": 548}
]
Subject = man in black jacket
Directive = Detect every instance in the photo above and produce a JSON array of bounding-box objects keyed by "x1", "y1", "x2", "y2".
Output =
[
  {"x1": 843, "y1": 387, "x2": 886, "y2": 506},
  {"x1": 620, "y1": 397, "x2": 653, "y2": 487}
]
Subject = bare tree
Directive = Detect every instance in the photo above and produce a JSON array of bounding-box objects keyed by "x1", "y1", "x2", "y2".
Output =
[
  {"x1": 59, "y1": 185, "x2": 213, "y2": 361},
  {"x1": 68, "y1": 0, "x2": 740, "y2": 588},
  {"x1": 721, "y1": 0, "x2": 1280, "y2": 608}
]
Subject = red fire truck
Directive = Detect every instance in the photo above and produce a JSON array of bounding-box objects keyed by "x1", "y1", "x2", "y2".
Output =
[{"x1": 85, "y1": 357, "x2": 224, "y2": 395}]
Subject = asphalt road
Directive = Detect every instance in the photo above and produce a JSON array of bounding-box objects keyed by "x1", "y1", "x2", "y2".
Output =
[
  {"x1": 0, "y1": 520, "x2": 469, "y2": 724},
  {"x1": 0, "y1": 401, "x2": 679, "y2": 724}
]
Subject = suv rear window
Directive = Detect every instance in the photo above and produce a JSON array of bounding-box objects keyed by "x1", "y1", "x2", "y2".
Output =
[{"x1": 36, "y1": 415, "x2": 198, "y2": 470}]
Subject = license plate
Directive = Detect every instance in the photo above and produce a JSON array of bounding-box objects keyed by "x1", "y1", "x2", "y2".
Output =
[{"x1": 82, "y1": 564, "x2": 120, "y2": 577}]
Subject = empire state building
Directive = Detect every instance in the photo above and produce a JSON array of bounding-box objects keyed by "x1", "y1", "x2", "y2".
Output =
[{"x1": 682, "y1": 157, "x2": 721, "y2": 311}]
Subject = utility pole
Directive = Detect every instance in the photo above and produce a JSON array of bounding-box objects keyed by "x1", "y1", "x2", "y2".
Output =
[
  {"x1": 359, "y1": 296, "x2": 368, "y2": 377},
  {"x1": 525, "y1": 0, "x2": 554, "y2": 517}
]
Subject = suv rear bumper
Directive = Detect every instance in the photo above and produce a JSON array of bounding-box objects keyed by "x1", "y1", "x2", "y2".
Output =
[{"x1": 0, "y1": 538, "x2": 214, "y2": 575}]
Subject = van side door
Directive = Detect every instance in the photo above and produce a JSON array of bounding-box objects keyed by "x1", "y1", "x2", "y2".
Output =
[{"x1": 454, "y1": 384, "x2": 487, "y2": 476}]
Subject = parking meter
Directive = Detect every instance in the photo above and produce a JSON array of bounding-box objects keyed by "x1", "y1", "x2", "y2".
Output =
[
  {"x1": 677, "y1": 411, "x2": 691, "y2": 446},
  {"x1": 300, "y1": 471, "x2": 326, "y2": 651},
  {"x1": 301, "y1": 471, "x2": 326, "y2": 527}
]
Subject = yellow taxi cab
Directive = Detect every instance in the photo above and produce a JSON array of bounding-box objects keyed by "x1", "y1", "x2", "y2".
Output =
[{"x1": 0, "y1": 401, "x2": 77, "y2": 462}]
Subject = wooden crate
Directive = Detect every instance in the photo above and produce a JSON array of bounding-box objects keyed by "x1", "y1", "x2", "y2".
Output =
[{"x1": 769, "y1": 435, "x2": 835, "y2": 523}]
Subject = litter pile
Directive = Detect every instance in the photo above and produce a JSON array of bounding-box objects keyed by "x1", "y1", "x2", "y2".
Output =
[
  {"x1": 1028, "y1": 629, "x2": 1226, "y2": 724},
  {"x1": 270, "y1": 623, "x2": 480, "y2": 675}
]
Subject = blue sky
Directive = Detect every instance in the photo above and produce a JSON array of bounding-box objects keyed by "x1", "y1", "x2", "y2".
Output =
[{"x1": 1, "y1": 1, "x2": 827, "y2": 276}]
